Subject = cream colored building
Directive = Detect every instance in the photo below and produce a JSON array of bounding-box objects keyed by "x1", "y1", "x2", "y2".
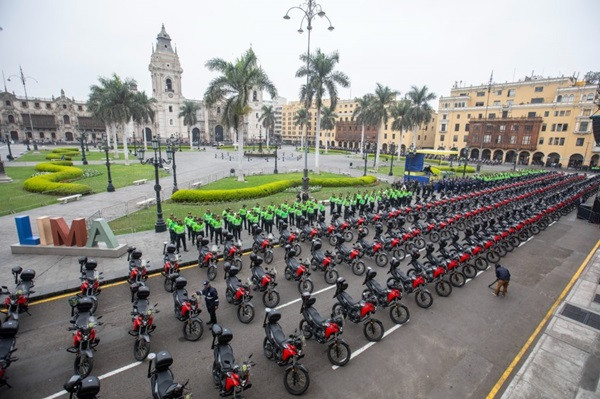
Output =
[{"x1": 434, "y1": 76, "x2": 599, "y2": 168}]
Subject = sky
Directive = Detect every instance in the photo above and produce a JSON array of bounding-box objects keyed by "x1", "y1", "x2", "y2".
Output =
[{"x1": 1, "y1": 0, "x2": 599, "y2": 106}]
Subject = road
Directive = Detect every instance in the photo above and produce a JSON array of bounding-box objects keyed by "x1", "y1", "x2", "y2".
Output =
[{"x1": 2, "y1": 208, "x2": 598, "y2": 399}]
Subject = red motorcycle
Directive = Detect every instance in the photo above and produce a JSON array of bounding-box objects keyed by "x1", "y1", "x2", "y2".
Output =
[
  {"x1": 129, "y1": 286, "x2": 158, "y2": 361},
  {"x1": 172, "y1": 277, "x2": 204, "y2": 341},
  {"x1": 310, "y1": 239, "x2": 339, "y2": 285},
  {"x1": 0, "y1": 320, "x2": 18, "y2": 389},
  {"x1": 2, "y1": 267, "x2": 35, "y2": 321},
  {"x1": 211, "y1": 324, "x2": 254, "y2": 397},
  {"x1": 198, "y1": 238, "x2": 219, "y2": 281},
  {"x1": 162, "y1": 243, "x2": 181, "y2": 293},
  {"x1": 67, "y1": 298, "x2": 103, "y2": 377},
  {"x1": 223, "y1": 233, "x2": 244, "y2": 269}
]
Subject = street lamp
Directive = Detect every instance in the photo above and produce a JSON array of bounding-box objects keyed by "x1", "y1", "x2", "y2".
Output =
[
  {"x1": 388, "y1": 143, "x2": 395, "y2": 176},
  {"x1": 79, "y1": 131, "x2": 88, "y2": 165},
  {"x1": 274, "y1": 140, "x2": 279, "y2": 174},
  {"x1": 513, "y1": 148, "x2": 519, "y2": 171},
  {"x1": 8, "y1": 66, "x2": 37, "y2": 151},
  {"x1": 4, "y1": 133, "x2": 14, "y2": 161},
  {"x1": 100, "y1": 132, "x2": 115, "y2": 192},
  {"x1": 284, "y1": 0, "x2": 334, "y2": 194},
  {"x1": 363, "y1": 142, "x2": 368, "y2": 176},
  {"x1": 137, "y1": 135, "x2": 170, "y2": 233},
  {"x1": 461, "y1": 146, "x2": 470, "y2": 178},
  {"x1": 165, "y1": 135, "x2": 179, "y2": 193}
]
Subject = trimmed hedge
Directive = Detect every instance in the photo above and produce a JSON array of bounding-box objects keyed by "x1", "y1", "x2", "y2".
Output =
[
  {"x1": 172, "y1": 175, "x2": 378, "y2": 203},
  {"x1": 44, "y1": 148, "x2": 80, "y2": 161},
  {"x1": 23, "y1": 161, "x2": 92, "y2": 195}
]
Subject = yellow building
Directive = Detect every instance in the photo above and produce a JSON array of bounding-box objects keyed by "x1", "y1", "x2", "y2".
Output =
[
  {"x1": 280, "y1": 99, "x2": 436, "y2": 152},
  {"x1": 434, "y1": 76, "x2": 599, "y2": 168}
]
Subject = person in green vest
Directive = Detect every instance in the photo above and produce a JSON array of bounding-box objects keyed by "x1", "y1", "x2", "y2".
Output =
[
  {"x1": 247, "y1": 210, "x2": 259, "y2": 235},
  {"x1": 280, "y1": 203, "x2": 289, "y2": 230},
  {"x1": 239, "y1": 205, "x2": 248, "y2": 231},
  {"x1": 232, "y1": 213, "x2": 243, "y2": 241},
  {"x1": 343, "y1": 195, "x2": 351, "y2": 218},
  {"x1": 204, "y1": 209, "x2": 213, "y2": 237},
  {"x1": 184, "y1": 212, "x2": 194, "y2": 242},
  {"x1": 306, "y1": 200, "x2": 315, "y2": 223},
  {"x1": 212, "y1": 216, "x2": 223, "y2": 245},
  {"x1": 318, "y1": 200, "x2": 326, "y2": 217},
  {"x1": 267, "y1": 201, "x2": 276, "y2": 213},
  {"x1": 173, "y1": 218, "x2": 187, "y2": 253},
  {"x1": 166, "y1": 213, "x2": 176, "y2": 244},
  {"x1": 192, "y1": 217, "x2": 204, "y2": 248},
  {"x1": 226, "y1": 211, "x2": 235, "y2": 234},
  {"x1": 329, "y1": 194, "x2": 337, "y2": 214},
  {"x1": 263, "y1": 207, "x2": 274, "y2": 234},
  {"x1": 222, "y1": 208, "x2": 230, "y2": 231}
]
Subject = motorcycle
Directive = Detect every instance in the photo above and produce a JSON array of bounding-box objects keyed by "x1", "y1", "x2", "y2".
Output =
[
  {"x1": 223, "y1": 233, "x2": 244, "y2": 270},
  {"x1": 333, "y1": 233, "x2": 366, "y2": 276},
  {"x1": 407, "y1": 250, "x2": 453, "y2": 297},
  {"x1": 172, "y1": 277, "x2": 204, "y2": 341},
  {"x1": 129, "y1": 286, "x2": 158, "y2": 360},
  {"x1": 332, "y1": 278, "x2": 384, "y2": 342},
  {"x1": 249, "y1": 253, "x2": 280, "y2": 307},
  {"x1": 298, "y1": 292, "x2": 351, "y2": 367},
  {"x1": 298, "y1": 219, "x2": 321, "y2": 243},
  {"x1": 423, "y1": 244, "x2": 466, "y2": 288},
  {"x1": 309, "y1": 239, "x2": 338, "y2": 285},
  {"x1": 326, "y1": 215, "x2": 354, "y2": 246},
  {"x1": 437, "y1": 240, "x2": 477, "y2": 280},
  {"x1": 224, "y1": 263, "x2": 256, "y2": 324},
  {"x1": 77, "y1": 258, "x2": 103, "y2": 314},
  {"x1": 283, "y1": 246, "x2": 314, "y2": 294},
  {"x1": 147, "y1": 351, "x2": 191, "y2": 399},
  {"x1": 263, "y1": 309, "x2": 310, "y2": 396},
  {"x1": 356, "y1": 227, "x2": 388, "y2": 267},
  {"x1": 2, "y1": 267, "x2": 35, "y2": 320},
  {"x1": 64, "y1": 375, "x2": 101, "y2": 399},
  {"x1": 197, "y1": 238, "x2": 219, "y2": 281},
  {"x1": 0, "y1": 320, "x2": 18, "y2": 389},
  {"x1": 162, "y1": 243, "x2": 181, "y2": 293},
  {"x1": 66, "y1": 297, "x2": 103, "y2": 377},
  {"x1": 211, "y1": 324, "x2": 254, "y2": 397},
  {"x1": 127, "y1": 247, "x2": 148, "y2": 302},
  {"x1": 361, "y1": 267, "x2": 410, "y2": 324},
  {"x1": 386, "y1": 259, "x2": 434, "y2": 309},
  {"x1": 251, "y1": 226, "x2": 275, "y2": 264},
  {"x1": 278, "y1": 223, "x2": 302, "y2": 256}
]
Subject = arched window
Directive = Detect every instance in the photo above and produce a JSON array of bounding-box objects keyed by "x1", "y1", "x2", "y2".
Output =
[
  {"x1": 217, "y1": 107, "x2": 221, "y2": 114},
  {"x1": 166, "y1": 78, "x2": 173, "y2": 92},
  {"x1": 252, "y1": 91, "x2": 257, "y2": 101},
  {"x1": 5, "y1": 100, "x2": 10, "y2": 106},
  {"x1": 63, "y1": 115, "x2": 70, "y2": 124},
  {"x1": 8, "y1": 115, "x2": 15, "y2": 123},
  {"x1": 556, "y1": 95, "x2": 562, "y2": 103}
]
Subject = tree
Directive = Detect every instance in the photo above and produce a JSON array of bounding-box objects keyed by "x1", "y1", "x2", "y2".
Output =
[
  {"x1": 352, "y1": 94, "x2": 375, "y2": 155},
  {"x1": 131, "y1": 91, "x2": 157, "y2": 149},
  {"x1": 584, "y1": 71, "x2": 600, "y2": 85},
  {"x1": 406, "y1": 85, "x2": 436, "y2": 147},
  {"x1": 320, "y1": 106, "x2": 338, "y2": 149},
  {"x1": 179, "y1": 100, "x2": 200, "y2": 145},
  {"x1": 390, "y1": 99, "x2": 413, "y2": 157},
  {"x1": 296, "y1": 49, "x2": 350, "y2": 169},
  {"x1": 293, "y1": 108, "x2": 311, "y2": 148},
  {"x1": 204, "y1": 48, "x2": 277, "y2": 181},
  {"x1": 369, "y1": 83, "x2": 398, "y2": 169},
  {"x1": 87, "y1": 73, "x2": 138, "y2": 164},
  {"x1": 258, "y1": 104, "x2": 276, "y2": 147}
]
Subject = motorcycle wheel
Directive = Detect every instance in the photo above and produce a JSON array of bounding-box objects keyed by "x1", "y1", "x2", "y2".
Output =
[
  {"x1": 335, "y1": 253, "x2": 343, "y2": 265},
  {"x1": 449, "y1": 271, "x2": 466, "y2": 287},
  {"x1": 164, "y1": 278, "x2": 174, "y2": 293},
  {"x1": 238, "y1": 304, "x2": 255, "y2": 324},
  {"x1": 407, "y1": 269, "x2": 416, "y2": 278},
  {"x1": 332, "y1": 303, "x2": 344, "y2": 318},
  {"x1": 344, "y1": 231, "x2": 354, "y2": 242},
  {"x1": 456, "y1": 221, "x2": 466, "y2": 231},
  {"x1": 207, "y1": 266, "x2": 217, "y2": 281},
  {"x1": 263, "y1": 337, "x2": 274, "y2": 360},
  {"x1": 324, "y1": 269, "x2": 339, "y2": 285},
  {"x1": 263, "y1": 290, "x2": 281, "y2": 308},
  {"x1": 299, "y1": 319, "x2": 312, "y2": 340},
  {"x1": 429, "y1": 232, "x2": 440, "y2": 243},
  {"x1": 352, "y1": 260, "x2": 366, "y2": 276},
  {"x1": 362, "y1": 226, "x2": 370, "y2": 236},
  {"x1": 486, "y1": 251, "x2": 501, "y2": 264},
  {"x1": 233, "y1": 257, "x2": 243, "y2": 271},
  {"x1": 298, "y1": 279, "x2": 314, "y2": 294},
  {"x1": 284, "y1": 267, "x2": 292, "y2": 281},
  {"x1": 435, "y1": 281, "x2": 452, "y2": 297},
  {"x1": 225, "y1": 289, "x2": 234, "y2": 304},
  {"x1": 509, "y1": 236, "x2": 521, "y2": 248},
  {"x1": 474, "y1": 257, "x2": 488, "y2": 271},
  {"x1": 440, "y1": 230, "x2": 451, "y2": 241},
  {"x1": 375, "y1": 253, "x2": 389, "y2": 267},
  {"x1": 531, "y1": 225, "x2": 540, "y2": 235},
  {"x1": 363, "y1": 319, "x2": 384, "y2": 342},
  {"x1": 414, "y1": 238, "x2": 426, "y2": 250},
  {"x1": 405, "y1": 242, "x2": 416, "y2": 253},
  {"x1": 183, "y1": 319, "x2": 204, "y2": 341},
  {"x1": 462, "y1": 264, "x2": 477, "y2": 279},
  {"x1": 212, "y1": 363, "x2": 221, "y2": 386},
  {"x1": 415, "y1": 290, "x2": 433, "y2": 309},
  {"x1": 74, "y1": 355, "x2": 93, "y2": 377},
  {"x1": 496, "y1": 245, "x2": 507, "y2": 257},
  {"x1": 327, "y1": 341, "x2": 351, "y2": 367},
  {"x1": 503, "y1": 240, "x2": 514, "y2": 253},
  {"x1": 284, "y1": 365, "x2": 310, "y2": 396},
  {"x1": 406, "y1": 214, "x2": 415, "y2": 223},
  {"x1": 390, "y1": 303, "x2": 410, "y2": 325},
  {"x1": 328, "y1": 235, "x2": 338, "y2": 246},
  {"x1": 264, "y1": 250, "x2": 274, "y2": 265},
  {"x1": 134, "y1": 338, "x2": 150, "y2": 361},
  {"x1": 392, "y1": 248, "x2": 406, "y2": 261},
  {"x1": 293, "y1": 243, "x2": 302, "y2": 257}
]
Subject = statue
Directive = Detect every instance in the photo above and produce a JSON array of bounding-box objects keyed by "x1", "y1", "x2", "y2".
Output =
[{"x1": 0, "y1": 155, "x2": 13, "y2": 183}]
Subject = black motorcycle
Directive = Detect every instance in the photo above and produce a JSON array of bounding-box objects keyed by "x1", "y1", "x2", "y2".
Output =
[
  {"x1": 224, "y1": 263, "x2": 255, "y2": 324},
  {"x1": 1, "y1": 267, "x2": 35, "y2": 321},
  {"x1": 249, "y1": 253, "x2": 280, "y2": 308},
  {"x1": 129, "y1": 286, "x2": 158, "y2": 361},
  {"x1": 67, "y1": 298, "x2": 103, "y2": 377},
  {"x1": 172, "y1": 277, "x2": 204, "y2": 341},
  {"x1": 211, "y1": 324, "x2": 254, "y2": 397},
  {"x1": 0, "y1": 320, "x2": 18, "y2": 389},
  {"x1": 147, "y1": 351, "x2": 191, "y2": 399}
]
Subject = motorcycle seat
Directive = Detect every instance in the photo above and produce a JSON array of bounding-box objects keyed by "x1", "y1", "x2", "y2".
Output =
[
  {"x1": 338, "y1": 245, "x2": 350, "y2": 255},
  {"x1": 133, "y1": 299, "x2": 149, "y2": 315},
  {"x1": 216, "y1": 344, "x2": 236, "y2": 371},
  {"x1": 0, "y1": 337, "x2": 15, "y2": 360},
  {"x1": 369, "y1": 279, "x2": 387, "y2": 295},
  {"x1": 306, "y1": 307, "x2": 326, "y2": 326},
  {"x1": 154, "y1": 369, "x2": 175, "y2": 399},
  {"x1": 267, "y1": 324, "x2": 288, "y2": 347},
  {"x1": 74, "y1": 312, "x2": 93, "y2": 329},
  {"x1": 252, "y1": 267, "x2": 266, "y2": 280},
  {"x1": 288, "y1": 258, "x2": 301, "y2": 270},
  {"x1": 16, "y1": 281, "x2": 34, "y2": 293},
  {"x1": 173, "y1": 289, "x2": 188, "y2": 307},
  {"x1": 338, "y1": 292, "x2": 359, "y2": 309},
  {"x1": 313, "y1": 252, "x2": 325, "y2": 263},
  {"x1": 84, "y1": 270, "x2": 97, "y2": 281},
  {"x1": 227, "y1": 277, "x2": 241, "y2": 292}
]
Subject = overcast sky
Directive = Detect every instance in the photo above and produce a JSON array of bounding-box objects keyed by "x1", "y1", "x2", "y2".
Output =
[{"x1": 1, "y1": 0, "x2": 598, "y2": 106}]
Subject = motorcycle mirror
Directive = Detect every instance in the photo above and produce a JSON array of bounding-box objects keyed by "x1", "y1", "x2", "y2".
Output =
[
  {"x1": 248, "y1": 353, "x2": 253, "y2": 359},
  {"x1": 154, "y1": 303, "x2": 159, "y2": 307},
  {"x1": 195, "y1": 291, "x2": 202, "y2": 296},
  {"x1": 147, "y1": 352, "x2": 156, "y2": 361},
  {"x1": 96, "y1": 315, "x2": 103, "y2": 319}
]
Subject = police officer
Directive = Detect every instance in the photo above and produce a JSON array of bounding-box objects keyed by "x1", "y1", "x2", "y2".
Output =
[{"x1": 201, "y1": 280, "x2": 219, "y2": 325}]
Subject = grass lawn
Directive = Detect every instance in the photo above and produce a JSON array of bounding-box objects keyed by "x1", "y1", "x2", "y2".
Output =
[
  {"x1": 108, "y1": 181, "x2": 387, "y2": 235},
  {"x1": 0, "y1": 164, "x2": 167, "y2": 216},
  {"x1": 297, "y1": 148, "x2": 352, "y2": 155},
  {"x1": 15, "y1": 146, "x2": 204, "y2": 162},
  {"x1": 198, "y1": 172, "x2": 341, "y2": 190}
]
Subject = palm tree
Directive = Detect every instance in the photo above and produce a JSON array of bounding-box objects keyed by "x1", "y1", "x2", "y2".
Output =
[
  {"x1": 320, "y1": 106, "x2": 338, "y2": 150},
  {"x1": 293, "y1": 108, "x2": 311, "y2": 149},
  {"x1": 87, "y1": 73, "x2": 138, "y2": 163},
  {"x1": 352, "y1": 94, "x2": 375, "y2": 156},
  {"x1": 369, "y1": 83, "x2": 398, "y2": 169},
  {"x1": 296, "y1": 49, "x2": 350, "y2": 171},
  {"x1": 258, "y1": 104, "x2": 276, "y2": 147},
  {"x1": 131, "y1": 91, "x2": 157, "y2": 150},
  {"x1": 406, "y1": 85, "x2": 436, "y2": 147},
  {"x1": 390, "y1": 99, "x2": 413, "y2": 158},
  {"x1": 179, "y1": 100, "x2": 200, "y2": 146},
  {"x1": 204, "y1": 48, "x2": 277, "y2": 181}
]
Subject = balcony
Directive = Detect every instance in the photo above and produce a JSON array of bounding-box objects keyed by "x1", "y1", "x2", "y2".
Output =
[{"x1": 574, "y1": 130, "x2": 591, "y2": 135}]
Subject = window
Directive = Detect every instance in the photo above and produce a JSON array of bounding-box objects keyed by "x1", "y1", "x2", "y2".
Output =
[
  {"x1": 508, "y1": 89, "x2": 515, "y2": 97},
  {"x1": 384, "y1": 125, "x2": 388, "y2": 130},
  {"x1": 453, "y1": 135, "x2": 458, "y2": 142},
  {"x1": 465, "y1": 124, "x2": 470, "y2": 131},
  {"x1": 541, "y1": 124, "x2": 547, "y2": 132},
  {"x1": 587, "y1": 93, "x2": 594, "y2": 101},
  {"x1": 524, "y1": 125, "x2": 533, "y2": 132},
  {"x1": 459, "y1": 93, "x2": 468, "y2": 97},
  {"x1": 579, "y1": 121, "x2": 589, "y2": 132},
  {"x1": 21, "y1": 101, "x2": 27, "y2": 107},
  {"x1": 392, "y1": 134, "x2": 395, "y2": 139},
  {"x1": 554, "y1": 111, "x2": 559, "y2": 117},
  {"x1": 549, "y1": 138, "x2": 553, "y2": 145},
  {"x1": 475, "y1": 102, "x2": 484, "y2": 107},
  {"x1": 169, "y1": 119, "x2": 173, "y2": 125},
  {"x1": 442, "y1": 114, "x2": 447, "y2": 120},
  {"x1": 496, "y1": 135, "x2": 502, "y2": 144},
  {"x1": 217, "y1": 107, "x2": 221, "y2": 114},
  {"x1": 489, "y1": 113, "x2": 496, "y2": 119},
  {"x1": 544, "y1": 111, "x2": 549, "y2": 117},
  {"x1": 531, "y1": 98, "x2": 544, "y2": 104},
  {"x1": 551, "y1": 124, "x2": 556, "y2": 132},
  {"x1": 463, "y1": 136, "x2": 468, "y2": 142},
  {"x1": 467, "y1": 114, "x2": 471, "y2": 118},
  {"x1": 483, "y1": 134, "x2": 491, "y2": 143},
  {"x1": 418, "y1": 135, "x2": 421, "y2": 140},
  {"x1": 255, "y1": 113, "x2": 259, "y2": 118},
  {"x1": 454, "y1": 123, "x2": 460, "y2": 131},
  {"x1": 576, "y1": 138, "x2": 584, "y2": 146},
  {"x1": 510, "y1": 136, "x2": 516, "y2": 144},
  {"x1": 527, "y1": 112, "x2": 536, "y2": 118},
  {"x1": 39, "y1": 132, "x2": 44, "y2": 139},
  {"x1": 496, "y1": 90, "x2": 503, "y2": 95},
  {"x1": 166, "y1": 78, "x2": 173, "y2": 92},
  {"x1": 556, "y1": 95, "x2": 563, "y2": 103},
  {"x1": 253, "y1": 91, "x2": 258, "y2": 102},
  {"x1": 493, "y1": 101, "x2": 501, "y2": 106},
  {"x1": 384, "y1": 134, "x2": 387, "y2": 139},
  {"x1": 511, "y1": 125, "x2": 518, "y2": 132},
  {"x1": 78, "y1": 105, "x2": 83, "y2": 111},
  {"x1": 559, "y1": 137, "x2": 565, "y2": 145},
  {"x1": 441, "y1": 124, "x2": 446, "y2": 132},
  {"x1": 8, "y1": 115, "x2": 15, "y2": 123},
  {"x1": 559, "y1": 110, "x2": 565, "y2": 116},
  {"x1": 34, "y1": 102, "x2": 40, "y2": 108},
  {"x1": 506, "y1": 100, "x2": 513, "y2": 106},
  {"x1": 478, "y1": 114, "x2": 483, "y2": 119},
  {"x1": 522, "y1": 136, "x2": 531, "y2": 145},
  {"x1": 5, "y1": 100, "x2": 10, "y2": 106},
  {"x1": 534, "y1": 86, "x2": 544, "y2": 92},
  {"x1": 443, "y1": 103, "x2": 449, "y2": 109},
  {"x1": 538, "y1": 138, "x2": 544, "y2": 145},
  {"x1": 440, "y1": 135, "x2": 445, "y2": 141},
  {"x1": 63, "y1": 104, "x2": 67, "y2": 109},
  {"x1": 169, "y1": 106, "x2": 173, "y2": 112},
  {"x1": 457, "y1": 114, "x2": 460, "y2": 119},
  {"x1": 557, "y1": 123, "x2": 563, "y2": 131},
  {"x1": 565, "y1": 110, "x2": 571, "y2": 116},
  {"x1": 63, "y1": 115, "x2": 70, "y2": 124},
  {"x1": 477, "y1": 91, "x2": 485, "y2": 97},
  {"x1": 499, "y1": 125, "x2": 506, "y2": 131},
  {"x1": 583, "y1": 109, "x2": 592, "y2": 116}
]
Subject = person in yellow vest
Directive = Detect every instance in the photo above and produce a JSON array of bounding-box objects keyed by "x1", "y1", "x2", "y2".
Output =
[
  {"x1": 184, "y1": 212, "x2": 194, "y2": 241},
  {"x1": 174, "y1": 219, "x2": 187, "y2": 253}
]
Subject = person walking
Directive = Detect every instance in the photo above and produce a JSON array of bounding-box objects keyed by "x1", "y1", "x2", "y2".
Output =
[
  {"x1": 201, "y1": 280, "x2": 219, "y2": 325},
  {"x1": 493, "y1": 264, "x2": 511, "y2": 296}
]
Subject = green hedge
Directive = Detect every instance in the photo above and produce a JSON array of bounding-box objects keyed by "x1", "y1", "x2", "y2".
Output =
[
  {"x1": 172, "y1": 175, "x2": 378, "y2": 203},
  {"x1": 44, "y1": 148, "x2": 80, "y2": 161},
  {"x1": 23, "y1": 161, "x2": 92, "y2": 195},
  {"x1": 52, "y1": 148, "x2": 80, "y2": 154},
  {"x1": 45, "y1": 154, "x2": 72, "y2": 160}
]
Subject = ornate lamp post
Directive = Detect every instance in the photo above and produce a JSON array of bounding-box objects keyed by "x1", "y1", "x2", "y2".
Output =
[
  {"x1": 8, "y1": 66, "x2": 37, "y2": 151},
  {"x1": 388, "y1": 142, "x2": 395, "y2": 176},
  {"x1": 274, "y1": 140, "x2": 279, "y2": 174},
  {"x1": 461, "y1": 146, "x2": 470, "y2": 178},
  {"x1": 284, "y1": 0, "x2": 334, "y2": 194},
  {"x1": 166, "y1": 135, "x2": 179, "y2": 193},
  {"x1": 137, "y1": 135, "x2": 170, "y2": 232},
  {"x1": 101, "y1": 132, "x2": 115, "y2": 192},
  {"x1": 79, "y1": 131, "x2": 88, "y2": 165},
  {"x1": 4, "y1": 133, "x2": 14, "y2": 161}
]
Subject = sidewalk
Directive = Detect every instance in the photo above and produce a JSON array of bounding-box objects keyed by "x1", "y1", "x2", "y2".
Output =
[{"x1": 501, "y1": 242, "x2": 600, "y2": 399}]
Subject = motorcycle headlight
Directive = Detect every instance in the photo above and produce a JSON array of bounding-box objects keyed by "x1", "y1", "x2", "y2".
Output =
[
  {"x1": 88, "y1": 322, "x2": 94, "y2": 328},
  {"x1": 147, "y1": 309, "x2": 153, "y2": 315},
  {"x1": 16, "y1": 289, "x2": 23, "y2": 295},
  {"x1": 241, "y1": 364, "x2": 248, "y2": 373}
]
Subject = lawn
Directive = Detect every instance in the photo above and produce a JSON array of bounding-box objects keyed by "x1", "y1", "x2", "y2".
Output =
[
  {"x1": 15, "y1": 146, "x2": 204, "y2": 162},
  {"x1": 108, "y1": 181, "x2": 386, "y2": 235},
  {"x1": 0, "y1": 164, "x2": 167, "y2": 216},
  {"x1": 297, "y1": 148, "x2": 353, "y2": 155},
  {"x1": 198, "y1": 172, "x2": 341, "y2": 190}
]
